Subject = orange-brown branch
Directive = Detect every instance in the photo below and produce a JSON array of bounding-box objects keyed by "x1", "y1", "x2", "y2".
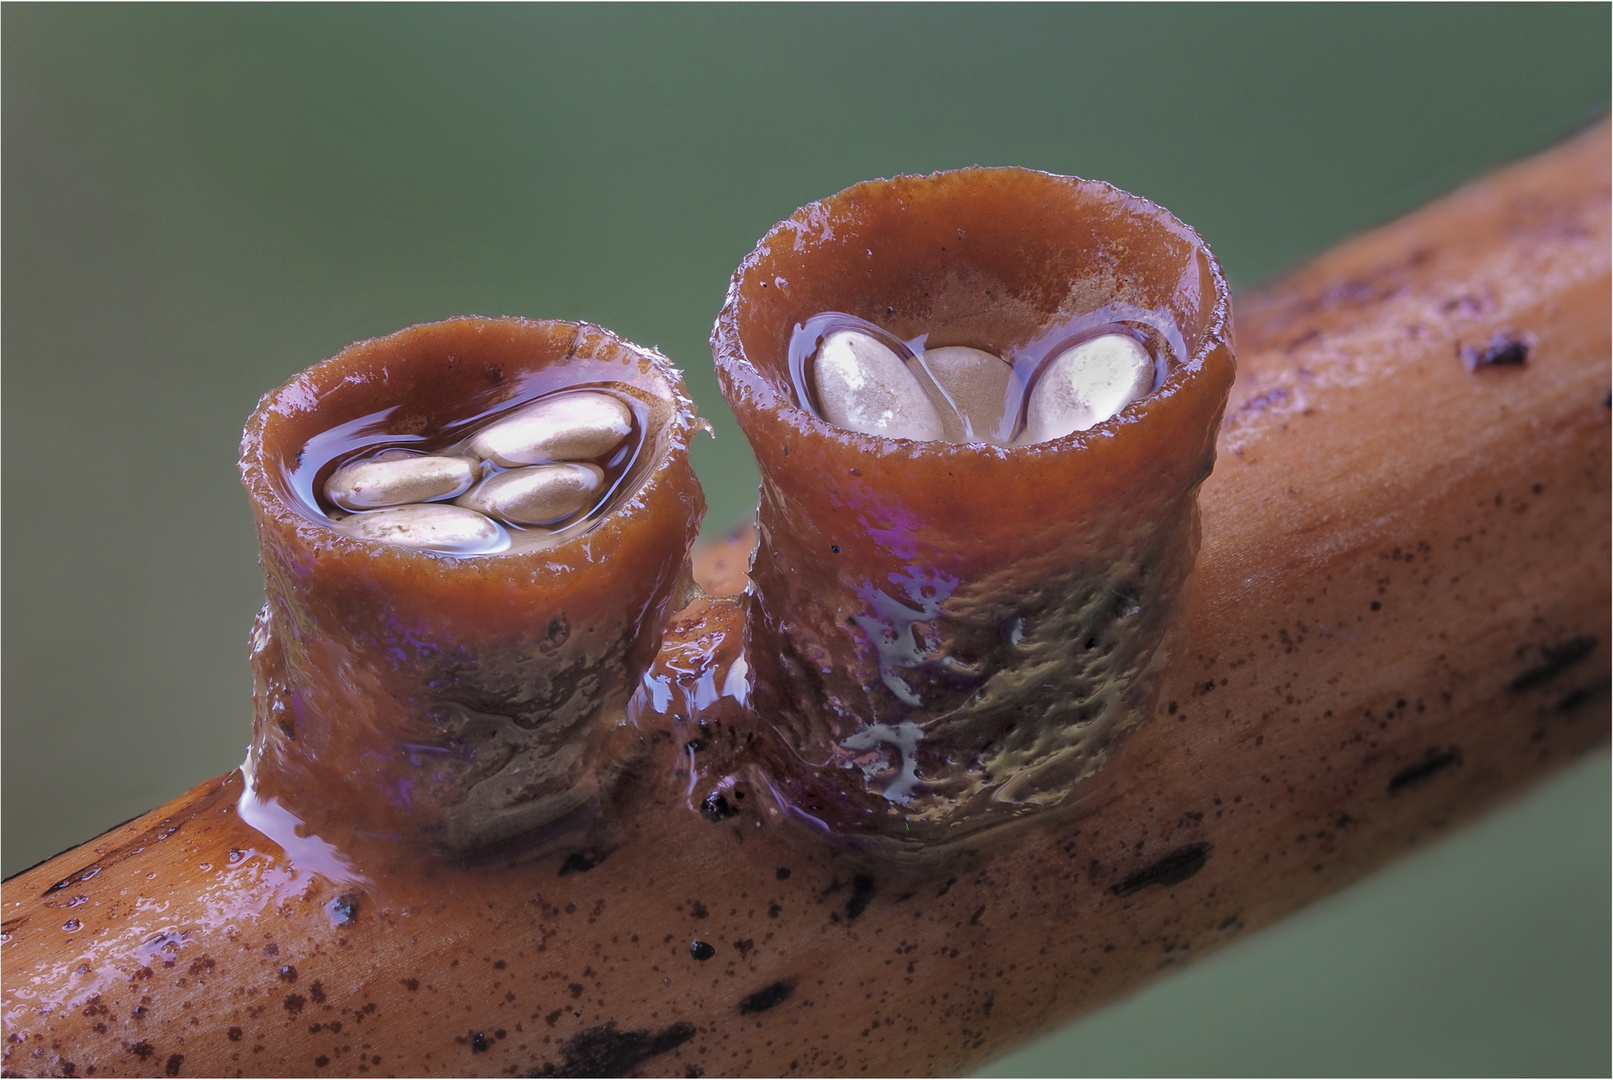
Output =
[{"x1": 4, "y1": 123, "x2": 1608, "y2": 1078}]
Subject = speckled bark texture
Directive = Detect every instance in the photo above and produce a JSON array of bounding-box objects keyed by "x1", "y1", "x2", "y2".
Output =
[{"x1": 3, "y1": 124, "x2": 1609, "y2": 1078}]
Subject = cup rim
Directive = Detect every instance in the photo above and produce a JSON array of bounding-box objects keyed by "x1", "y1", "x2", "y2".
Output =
[
  {"x1": 240, "y1": 315, "x2": 703, "y2": 568},
  {"x1": 711, "y1": 165, "x2": 1233, "y2": 463}
]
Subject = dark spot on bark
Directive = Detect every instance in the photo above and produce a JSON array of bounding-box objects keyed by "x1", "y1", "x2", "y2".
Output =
[
  {"x1": 968, "y1": 906, "x2": 986, "y2": 926},
  {"x1": 226, "y1": 1027, "x2": 242, "y2": 1042},
  {"x1": 1235, "y1": 385, "x2": 1291, "y2": 419},
  {"x1": 128, "y1": 1042, "x2": 155, "y2": 1061},
  {"x1": 732, "y1": 938, "x2": 754, "y2": 957},
  {"x1": 1112, "y1": 843, "x2": 1211, "y2": 896},
  {"x1": 546, "y1": 1009, "x2": 563, "y2": 1027},
  {"x1": 1370, "y1": 601, "x2": 1382, "y2": 611},
  {"x1": 843, "y1": 875, "x2": 875, "y2": 921},
  {"x1": 689, "y1": 899, "x2": 709, "y2": 919},
  {"x1": 1509, "y1": 636, "x2": 1597, "y2": 691},
  {"x1": 42, "y1": 865, "x2": 102, "y2": 896},
  {"x1": 540, "y1": 615, "x2": 570, "y2": 654},
  {"x1": 402, "y1": 978, "x2": 419, "y2": 992},
  {"x1": 690, "y1": 941, "x2": 716, "y2": 961},
  {"x1": 1459, "y1": 331, "x2": 1530, "y2": 371},
  {"x1": 164, "y1": 1054, "x2": 184, "y2": 1077},
  {"x1": 738, "y1": 978, "x2": 796, "y2": 1015},
  {"x1": 328, "y1": 893, "x2": 359, "y2": 926},
  {"x1": 313, "y1": 1055, "x2": 329, "y2": 1068},
  {"x1": 284, "y1": 994, "x2": 305, "y2": 1014},
  {"x1": 538, "y1": 1020, "x2": 698, "y2": 1078},
  {"x1": 272, "y1": 689, "x2": 296, "y2": 741},
  {"x1": 308, "y1": 981, "x2": 326, "y2": 1004},
  {"x1": 1326, "y1": 279, "x2": 1378, "y2": 305},
  {"x1": 559, "y1": 849, "x2": 608, "y2": 876},
  {"x1": 775, "y1": 867, "x2": 791, "y2": 881},
  {"x1": 700, "y1": 792, "x2": 738, "y2": 822},
  {"x1": 569, "y1": 983, "x2": 584, "y2": 999},
  {"x1": 471, "y1": 1031, "x2": 490, "y2": 1053},
  {"x1": 1556, "y1": 677, "x2": 1610, "y2": 714},
  {"x1": 1389, "y1": 747, "x2": 1461, "y2": 792}
]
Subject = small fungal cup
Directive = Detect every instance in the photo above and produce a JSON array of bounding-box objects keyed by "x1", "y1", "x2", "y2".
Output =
[
  {"x1": 713, "y1": 168, "x2": 1235, "y2": 846},
  {"x1": 240, "y1": 317, "x2": 705, "y2": 852}
]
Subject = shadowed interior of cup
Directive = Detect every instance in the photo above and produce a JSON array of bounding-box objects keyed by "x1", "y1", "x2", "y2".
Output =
[
  {"x1": 243, "y1": 317, "x2": 689, "y2": 560},
  {"x1": 720, "y1": 167, "x2": 1227, "y2": 430}
]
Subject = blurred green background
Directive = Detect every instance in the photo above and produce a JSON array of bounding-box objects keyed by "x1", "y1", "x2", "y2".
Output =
[{"x1": 3, "y1": 4, "x2": 1607, "y2": 1075}]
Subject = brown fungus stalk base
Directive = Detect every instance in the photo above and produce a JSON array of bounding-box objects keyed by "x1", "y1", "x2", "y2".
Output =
[
  {"x1": 711, "y1": 168, "x2": 1234, "y2": 847},
  {"x1": 240, "y1": 318, "x2": 706, "y2": 856},
  {"x1": 4, "y1": 124, "x2": 1610, "y2": 1078}
]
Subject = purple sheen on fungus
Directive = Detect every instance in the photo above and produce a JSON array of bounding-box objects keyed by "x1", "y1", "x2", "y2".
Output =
[{"x1": 710, "y1": 168, "x2": 1235, "y2": 848}]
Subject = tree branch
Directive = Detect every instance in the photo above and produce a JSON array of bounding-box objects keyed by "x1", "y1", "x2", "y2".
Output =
[{"x1": 3, "y1": 122, "x2": 1607, "y2": 1079}]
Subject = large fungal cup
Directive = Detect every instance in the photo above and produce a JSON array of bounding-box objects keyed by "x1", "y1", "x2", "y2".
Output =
[
  {"x1": 240, "y1": 318, "x2": 705, "y2": 853},
  {"x1": 713, "y1": 168, "x2": 1234, "y2": 847}
]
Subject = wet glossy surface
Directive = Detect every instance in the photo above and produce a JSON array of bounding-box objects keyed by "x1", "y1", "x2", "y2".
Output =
[
  {"x1": 241, "y1": 318, "x2": 706, "y2": 855},
  {"x1": 326, "y1": 452, "x2": 479, "y2": 512},
  {"x1": 335, "y1": 503, "x2": 505, "y2": 554},
  {"x1": 791, "y1": 310, "x2": 1180, "y2": 446},
  {"x1": 455, "y1": 462, "x2": 605, "y2": 528},
  {"x1": 299, "y1": 386, "x2": 648, "y2": 555},
  {"x1": 716, "y1": 169, "x2": 1235, "y2": 846},
  {"x1": 466, "y1": 390, "x2": 634, "y2": 468},
  {"x1": 12, "y1": 122, "x2": 1613, "y2": 1070},
  {"x1": 5, "y1": 10, "x2": 1610, "y2": 1076}
]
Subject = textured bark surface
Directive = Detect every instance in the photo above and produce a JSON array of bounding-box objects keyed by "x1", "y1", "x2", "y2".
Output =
[{"x1": 3, "y1": 123, "x2": 1608, "y2": 1078}]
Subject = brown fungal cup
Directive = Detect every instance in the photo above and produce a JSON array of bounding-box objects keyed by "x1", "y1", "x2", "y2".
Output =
[
  {"x1": 713, "y1": 169, "x2": 1235, "y2": 847},
  {"x1": 240, "y1": 317, "x2": 705, "y2": 853}
]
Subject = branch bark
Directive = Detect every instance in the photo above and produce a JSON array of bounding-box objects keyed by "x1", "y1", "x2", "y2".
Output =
[{"x1": 3, "y1": 122, "x2": 1608, "y2": 1079}]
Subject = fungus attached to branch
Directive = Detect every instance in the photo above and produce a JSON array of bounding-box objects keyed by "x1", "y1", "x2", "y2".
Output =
[
  {"x1": 2, "y1": 122, "x2": 1608, "y2": 1079},
  {"x1": 709, "y1": 167, "x2": 1234, "y2": 849}
]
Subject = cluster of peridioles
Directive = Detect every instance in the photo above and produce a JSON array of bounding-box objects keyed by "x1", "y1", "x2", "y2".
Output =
[
  {"x1": 323, "y1": 390, "x2": 633, "y2": 553},
  {"x1": 798, "y1": 311, "x2": 1163, "y2": 445}
]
